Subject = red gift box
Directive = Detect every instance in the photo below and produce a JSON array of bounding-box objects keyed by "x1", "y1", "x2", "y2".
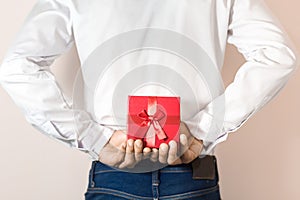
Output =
[{"x1": 127, "y1": 95, "x2": 180, "y2": 148}]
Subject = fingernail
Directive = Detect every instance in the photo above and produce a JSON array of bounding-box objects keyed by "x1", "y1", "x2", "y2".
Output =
[
  {"x1": 128, "y1": 140, "x2": 133, "y2": 147},
  {"x1": 143, "y1": 147, "x2": 151, "y2": 153},
  {"x1": 137, "y1": 141, "x2": 143, "y2": 148},
  {"x1": 160, "y1": 143, "x2": 168, "y2": 151}
]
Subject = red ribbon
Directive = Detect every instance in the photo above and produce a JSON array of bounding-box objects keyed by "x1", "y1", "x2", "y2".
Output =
[{"x1": 136, "y1": 97, "x2": 168, "y2": 147}]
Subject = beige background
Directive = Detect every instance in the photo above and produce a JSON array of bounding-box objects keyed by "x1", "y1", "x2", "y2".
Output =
[{"x1": 0, "y1": 0, "x2": 299, "y2": 199}]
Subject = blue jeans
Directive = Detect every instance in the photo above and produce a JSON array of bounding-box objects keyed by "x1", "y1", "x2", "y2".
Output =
[{"x1": 84, "y1": 156, "x2": 221, "y2": 200}]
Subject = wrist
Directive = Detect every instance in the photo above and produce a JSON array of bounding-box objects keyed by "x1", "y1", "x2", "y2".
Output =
[{"x1": 108, "y1": 129, "x2": 127, "y2": 149}]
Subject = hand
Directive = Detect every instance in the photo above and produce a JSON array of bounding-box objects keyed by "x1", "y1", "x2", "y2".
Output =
[
  {"x1": 156, "y1": 121, "x2": 204, "y2": 165},
  {"x1": 98, "y1": 130, "x2": 144, "y2": 169}
]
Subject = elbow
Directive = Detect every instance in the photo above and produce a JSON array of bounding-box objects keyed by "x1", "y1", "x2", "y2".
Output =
[
  {"x1": 283, "y1": 45, "x2": 300, "y2": 72},
  {"x1": 0, "y1": 57, "x2": 40, "y2": 82},
  {"x1": 256, "y1": 44, "x2": 300, "y2": 75},
  {"x1": 278, "y1": 46, "x2": 299, "y2": 79},
  {"x1": 273, "y1": 45, "x2": 299, "y2": 70},
  {"x1": 290, "y1": 47, "x2": 300, "y2": 72}
]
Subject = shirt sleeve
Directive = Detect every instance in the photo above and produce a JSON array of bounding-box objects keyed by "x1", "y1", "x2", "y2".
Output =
[
  {"x1": 0, "y1": 0, "x2": 114, "y2": 161},
  {"x1": 185, "y1": 0, "x2": 299, "y2": 154}
]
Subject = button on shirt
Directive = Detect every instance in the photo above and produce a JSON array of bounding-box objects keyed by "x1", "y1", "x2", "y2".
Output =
[{"x1": 0, "y1": 0, "x2": 298, "y2": 161}]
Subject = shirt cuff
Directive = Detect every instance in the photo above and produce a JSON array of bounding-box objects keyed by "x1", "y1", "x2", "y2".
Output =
[
  {"x1": 81, "y1": 122, "x2": 115, "y2": 161},
  {"x1": 184, "y1": 109, "x2": 225, "y2": 154}
]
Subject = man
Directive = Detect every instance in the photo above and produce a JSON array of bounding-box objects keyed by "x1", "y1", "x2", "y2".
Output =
[{"x1": 0, "y1": 0, "x2": 297, "y2": 199}]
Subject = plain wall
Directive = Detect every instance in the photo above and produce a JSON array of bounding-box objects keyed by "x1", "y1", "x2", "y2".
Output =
[{"x1": 0, "y1": 0, "x2": 299, "y2": 199}]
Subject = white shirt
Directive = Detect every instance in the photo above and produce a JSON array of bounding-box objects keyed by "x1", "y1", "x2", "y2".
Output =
[{"x1": 0, "y1": 0, "x2": 298, "y2": 161}]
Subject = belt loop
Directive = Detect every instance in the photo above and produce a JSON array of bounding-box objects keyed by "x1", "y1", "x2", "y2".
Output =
[
  {"x1": 152, "y1": 170, "x2": 160, "y2": 199},
  {"x1": 90, "y1": 161, "x2": 97, "y2": 188}
]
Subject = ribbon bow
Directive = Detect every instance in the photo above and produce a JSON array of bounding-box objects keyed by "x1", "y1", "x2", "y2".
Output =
[{"x1": 137, "y1": 108, "x2": 168, "y2": 147}]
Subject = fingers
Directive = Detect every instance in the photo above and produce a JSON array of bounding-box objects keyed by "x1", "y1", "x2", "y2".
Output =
[
  {"x1": 167, "y1": 140, "x2": 181, "y2": 165},
  {"x1": 187, "y1": 140, "x2": 203, "y2": 159},
  {"x1": 118, "y1": 139, "x2": 135, "y2": 169},
  {"x1": 150, "y1": 148, "x2": 159, "y2": 162},
  {"x1": 98, "y1": 141, "x2": 126, "y2": 167},
  {"x1": 158, "y1": 143, "x2": 169, "y2": 164},
  {"x1": 114, "y1": 137, "x2": 197, "y2": 168},
  {"x1": 143, "y1": 147, "x2": 152, "y2": 160},
  {"x1": 180, "y1": 133, "x2": 189, "y2": 155},
  {"x1": 181, "y1": 139, "x2": 203, "y2": 164},
  {"x1": 134, "y1": 139, "x2": 143, "y2": 162},
  {"x1": 180, "y1": 149, "x2": 197, "y2": 164},
  {"x1": 180, "y1": 122, "x2": 193, "y2": 144}
]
